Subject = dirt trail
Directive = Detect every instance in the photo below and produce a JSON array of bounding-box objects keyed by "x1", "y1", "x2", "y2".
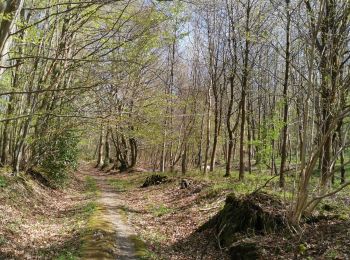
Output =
[{"x1": 81, "y1": 165, "x2": 137, "y2": 260}]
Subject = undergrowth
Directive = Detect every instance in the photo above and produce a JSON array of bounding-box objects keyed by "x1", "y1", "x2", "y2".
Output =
[
  {"x1": 148, "y1": 203, "x2": 173, "y2": 217},
  {"x1": 85, "y1": 176, "x2": 98, "y2": 194},
  {"x1": 0, "y1": 175, "x2": 7, "y2": 188},
  {"x1": 109, "y1": 178, "x2": 132, "y2": 192}
]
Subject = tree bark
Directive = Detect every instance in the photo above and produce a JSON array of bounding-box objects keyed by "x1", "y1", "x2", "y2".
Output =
[
  {"x1": 96, "y1": 125, "x2": 104, "y2": 168},
  {"x1": 279, "y1": 0, "x2": 291, "y2": 188},
  {"x1": 239, "y1": 1, "x2": 251, "y2": 181}
]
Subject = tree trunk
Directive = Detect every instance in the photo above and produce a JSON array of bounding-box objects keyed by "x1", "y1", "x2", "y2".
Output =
[
  {"x1": 181, "y1": 145, "x2": 187, "y2": 175},
  {"x1": 204, "y1": 85, "x2": 212, "y2": 175},
  {"x1": 225, "y1": 75, "x2": 235, "y2": 177},
  {"x1": 197, "y1": 114, "x2": 205, "y2": 169},
  {"x1": 0, "y1": 0, "x2": 24, "y2": 76},
  {"x1": 96, "y1": 126, "x2": 104, "y2": 168},
  {"x1": 279, "y1": 0, "x2": 291, "y2": 188},
  {"x1": 239, "y1": 1, "x2": 251, "y2": 181},
  {"x1": 129, "y1": 138, "x2": 137, "y2": 168},
  {"x1": 210, "y1": 98, "x2": 219, "y2": 172},
  {"x1": 102, "y1": 129, "x2": 110, "y2": 169}
]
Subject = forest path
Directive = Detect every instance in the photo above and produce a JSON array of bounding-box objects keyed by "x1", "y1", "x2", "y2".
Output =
[{"x1": 80, "y1": 164, "x2": 137, "y2": 260}]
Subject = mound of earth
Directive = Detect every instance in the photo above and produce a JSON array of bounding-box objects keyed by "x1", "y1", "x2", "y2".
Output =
[
  {"x1": 202, "y1": 192, "x2": 287, "y2": 249},
  {"x1": 229, "y1": 242, "x2": 262, "y2": 260},
  {"x1": 141, "y1": 174, "x2": 169, "y2": 188},
  {"x1": 27, "y1": 168, "x2": 55, "y2": 189}
]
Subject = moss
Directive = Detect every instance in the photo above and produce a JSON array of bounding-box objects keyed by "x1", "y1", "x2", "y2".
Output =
[
  {"x1": 130, "y1": 235, "x2": 148, "y2": 258},
  {"x1": 118, "y1": 206, "x2": 128, "y2": 222},
  {"x1": 130, "y1": 235, "x2": 160, "y2": 260},
  {"x1": 79, "y1": 177, "x2": 116, "y2": 259},
  {"x1": 0, "y1": 175, "x2": 7, "y2": 188},
  {"x1": 80, "y1": 205, "x2": 117, "y2": 259},
  {"x1": 55, "y1": 250, "x2": 78, "y2": 260}
]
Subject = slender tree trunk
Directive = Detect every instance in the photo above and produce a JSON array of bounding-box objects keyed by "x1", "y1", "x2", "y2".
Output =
[
  {"x1": 279, "y1": 0, "x2": 291, "y2": 188},
  {"x1": 197, "y1": 114, "x2": 205, "y2": 169},
  {"x1": 0, "y1": 0, "x2": 24, "y2": 76},
  {"x1": 1, "y1": 94, "x2": 14, "y2": 166},
  {"x1": 102, "y1": 129, "x2": 110, "y2": 169},
  {"x1": 247, "y1": 96, "x2": 252, "y2": 174},
  {"x1": 239, "y1": 1, "x2": 251, "y2": 181},
  {"x1": 181, "y1": 145, "x2": 187, "y2": 175},
  {"x1": 210, "y1": 98, "x2": 219, "y2": 172},
  {"x1": 204, "y1": 85, "x2": 212, "y2": 175},
  {"x1": 129, "y1": 138, "x2": 137, "y2": 168},
  {"x1": 225, "y1": 76, "x2": 235, "y2": 177},
  {"x1": 96, "y1": 125, "x2": 104, "y2": 168}
]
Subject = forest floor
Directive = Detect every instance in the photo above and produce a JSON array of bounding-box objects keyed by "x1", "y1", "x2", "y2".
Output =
[
  {"x1": 105, "y1": 167, "x2": 350, "y2": 260},
  {"x1": 0, "y1": 164, "x2": 349, "y2": 259},
  {"x1": 0, "y1": 167, "x2": 88, "y2": 259},
  {"x1": 0, "y1": 164, "x2": 139, "y2": 260}
]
